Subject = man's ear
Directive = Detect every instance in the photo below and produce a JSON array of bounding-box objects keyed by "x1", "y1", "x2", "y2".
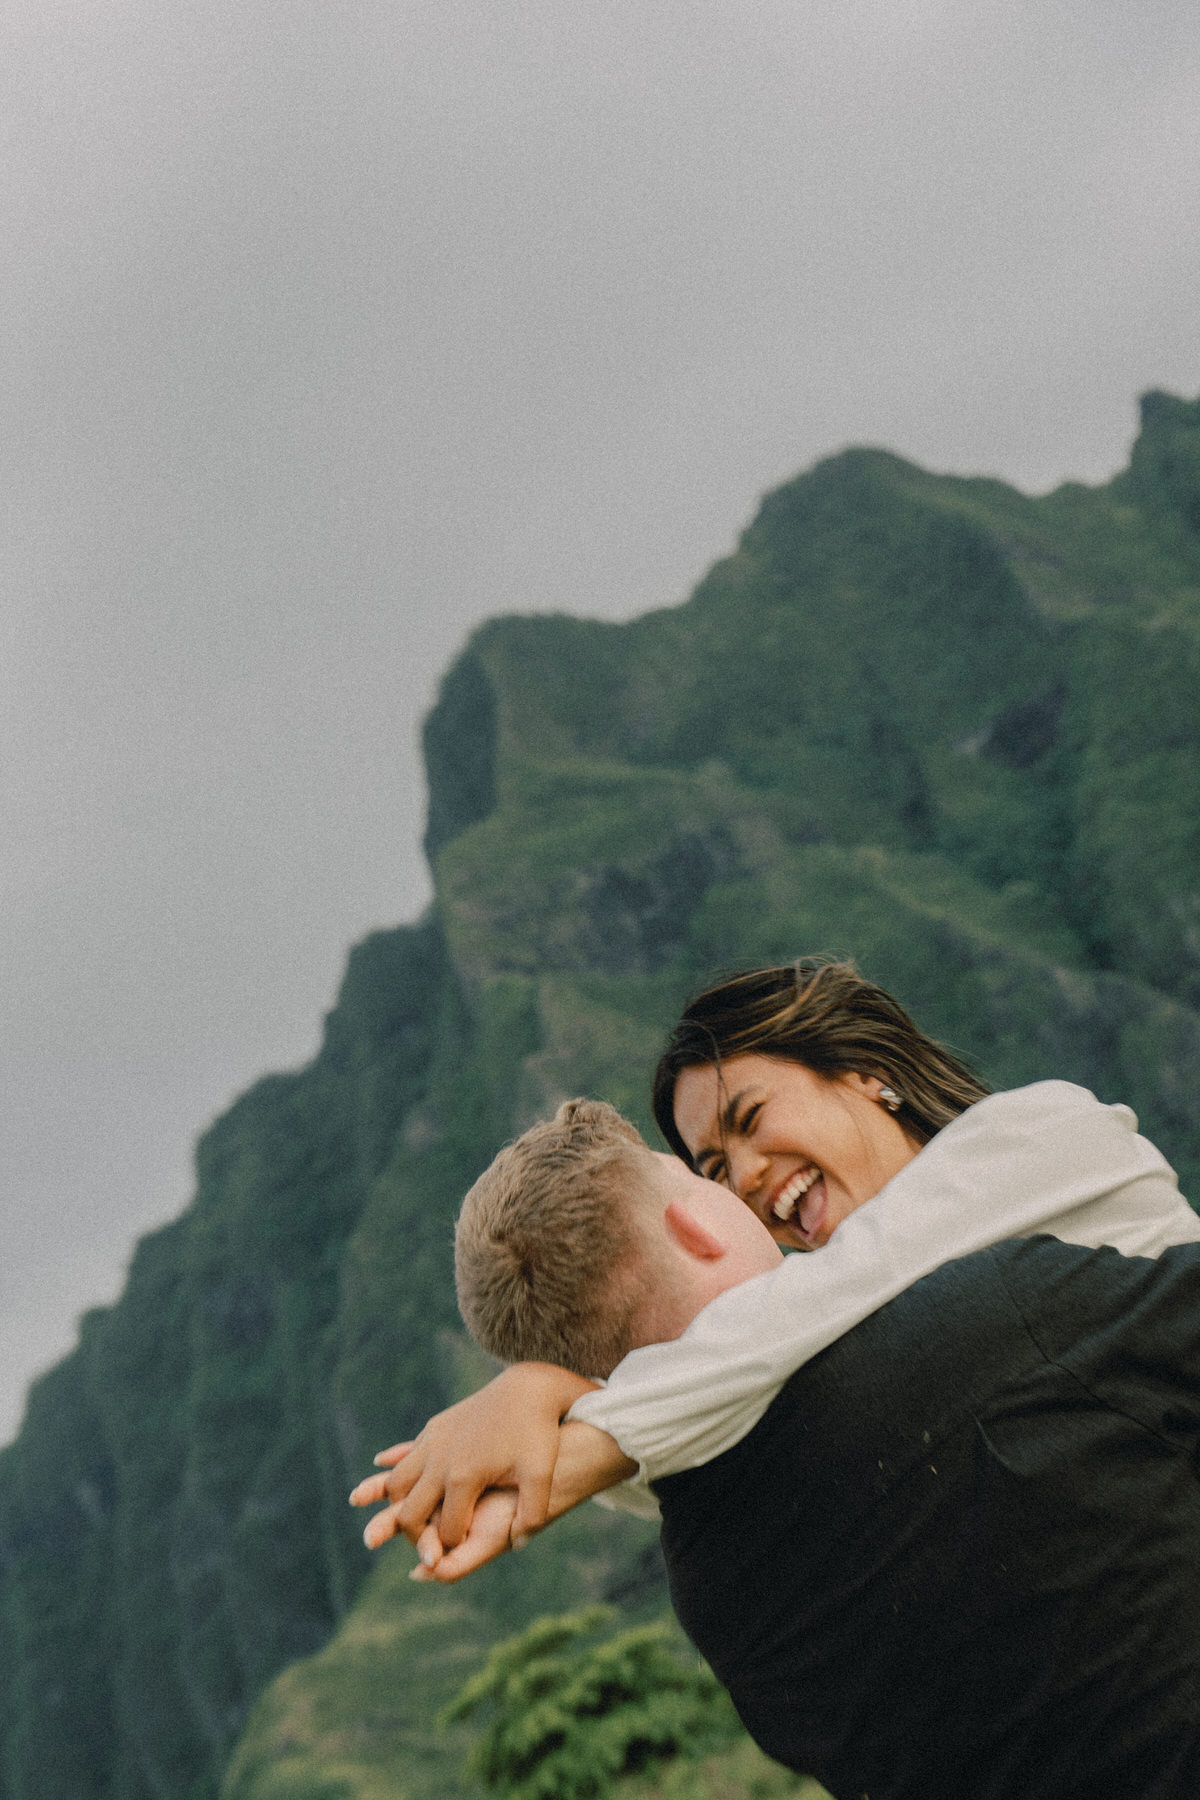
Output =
[{"x1": 663, "y1": 1197, "x2": 726, "y2": 1262}]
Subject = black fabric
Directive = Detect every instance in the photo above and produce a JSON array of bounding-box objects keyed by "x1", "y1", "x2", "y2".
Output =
[{"x1": 655, "y1": 1236, "x2": 1200, "y2": 1800}]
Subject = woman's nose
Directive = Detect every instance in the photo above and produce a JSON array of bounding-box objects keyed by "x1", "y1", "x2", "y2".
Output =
[{"x1": 728, "y1": 1144, "x2": 769, "y2": 1201}]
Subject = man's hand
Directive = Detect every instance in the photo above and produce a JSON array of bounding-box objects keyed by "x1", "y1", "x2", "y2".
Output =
[{"x1": 348, "y1": 1362, "x2": 598, "y2": 1552}]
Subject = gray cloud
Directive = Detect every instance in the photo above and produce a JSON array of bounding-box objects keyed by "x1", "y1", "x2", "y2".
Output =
[{"x1": 2, "y1": 0, "x2": 1198, "y2": 1437}]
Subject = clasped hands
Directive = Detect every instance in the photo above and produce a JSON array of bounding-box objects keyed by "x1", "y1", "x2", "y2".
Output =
[{"x1": 348, "y1": 1362, "x2": 636, "y2": 1583}]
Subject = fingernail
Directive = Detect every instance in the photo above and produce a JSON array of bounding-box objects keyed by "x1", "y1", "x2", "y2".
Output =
[
  {"x1": 420, "y1": 1544, "x2": 438, "y2": 1568},
  {"x1": 511, "y1": 1533, "x2": 530, "y2": 1552},
  {"x1": 373, "y1": 1454, "x2": 387, "y2": 1466},
  {"x1": 363, "y1": 1525, "x2": 380, "y2": 1549},
  {"x1": 409, "y1": 1563, "x2": 431, "y2": 1582}
]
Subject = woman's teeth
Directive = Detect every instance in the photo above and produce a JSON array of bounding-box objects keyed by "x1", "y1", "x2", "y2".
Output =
[{"x1": 772, "y1": 1166, "x2": 821, "y2": 1223}]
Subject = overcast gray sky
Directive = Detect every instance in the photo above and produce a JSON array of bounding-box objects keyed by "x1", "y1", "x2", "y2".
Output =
[{"x1": 2, "y1": 0, "x2": 1198, "y2": 1442}]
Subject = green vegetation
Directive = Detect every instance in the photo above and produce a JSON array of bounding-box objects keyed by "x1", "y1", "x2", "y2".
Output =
[
  {"x1": 442, "y1": 1607, "x2": 742, "y2": 1800},
  {"x1": 222, "y1": 1515, "x2": 664, "y2": 1800},
  {"x1": 5, "y1": 390, "x2": 1200, "y2": 1798}
]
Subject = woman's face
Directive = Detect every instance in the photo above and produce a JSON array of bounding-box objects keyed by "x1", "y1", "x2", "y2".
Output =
[{"x1": 671, "y1": 1053, "x2": 920, "y2": 1250}]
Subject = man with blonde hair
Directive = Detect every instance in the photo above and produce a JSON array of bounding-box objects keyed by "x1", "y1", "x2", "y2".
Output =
[
  {"x1": 358, "y1": 1095, "x2": 1200, "y2": 1799},
  {"x1": 454, "y1": 1097, "x2": 777, "y2": 1379}
]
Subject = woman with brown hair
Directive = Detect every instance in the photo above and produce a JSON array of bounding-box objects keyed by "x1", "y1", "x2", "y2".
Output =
[{"x1": 652, "y1": 959, "x2": 989, "y2": 1250}]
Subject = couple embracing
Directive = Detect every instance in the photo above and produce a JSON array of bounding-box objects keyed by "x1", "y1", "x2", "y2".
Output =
[{"x1": 353, "y1": 960, "x2": 1200, "y2": 1800}]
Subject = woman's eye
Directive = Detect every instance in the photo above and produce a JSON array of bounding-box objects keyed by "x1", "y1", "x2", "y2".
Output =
[{"x1": 736, "y1": 1103, "x2": 761, "y2": 1135}]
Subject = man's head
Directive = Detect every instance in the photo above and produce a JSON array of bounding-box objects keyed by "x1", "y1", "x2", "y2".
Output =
[{"x1": 454, "y1": 1098, "x2": 782, "y2": 1377}]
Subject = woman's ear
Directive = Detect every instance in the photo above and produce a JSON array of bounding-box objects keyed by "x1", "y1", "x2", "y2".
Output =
[
  {"x1": 663, "y1": 1197, "x2": 727, "y2": 1262},
  {"x1": 848, "y1": 1071, "x2": 905, "y2": 1114}
]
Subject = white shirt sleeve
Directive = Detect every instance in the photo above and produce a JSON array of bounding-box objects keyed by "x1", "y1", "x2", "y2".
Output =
[{"x1": 571, "y1": 1081, "x2": 1200, "y2": 1511}]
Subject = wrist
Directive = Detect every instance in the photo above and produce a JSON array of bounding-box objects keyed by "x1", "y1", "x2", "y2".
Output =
[
  {"x1": 546, "y1": 1421, "x2": 637, "y2": 1520},
  {"x1": 498, "y1": 1362, "x2": 599, "y2": 1417}
]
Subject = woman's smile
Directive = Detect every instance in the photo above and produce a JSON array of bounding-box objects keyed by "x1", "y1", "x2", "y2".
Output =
[
  {"x1": 672, "y1": 1053, "x2": 919, "y2": 1249},
  {"x1": 769, "y1": 1163, "x2": 825, "y2": 1241}
]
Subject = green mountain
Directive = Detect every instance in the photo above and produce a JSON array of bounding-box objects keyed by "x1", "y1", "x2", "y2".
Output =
[{"x1": 5, "y1": 390, "x2": 1200, "y2": 1800}]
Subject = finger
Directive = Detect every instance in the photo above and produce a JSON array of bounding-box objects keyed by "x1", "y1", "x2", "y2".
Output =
[
  {"x1": 363, "y1": 1503, "x2": 405, "y2": 1550},
  {"x1": 510, "y1": 1465, "x2": 555, "y2": 1543},
  {"x1": 436, "y1": 1479, "x2": 482, "y2": 1549},
  {"x1": 414, "y1": 1520, "x2": 445, "y2": 1571},
  {"x1": 349, "y1": 1472, "x2": 390, "y2": 1507},
  {"x1": 414, "y1": 1525, "x2": 506, "y2": 1582},
  {"x1": 393, "y1": 1469, "x2": 451, "y2": 1544},
  {"x1": 373, "y1": 1442, "x2": 415, "y2": 1467},
  {"x1": 382, "y1": 1454, "x2": 427, "y2": 1505}
]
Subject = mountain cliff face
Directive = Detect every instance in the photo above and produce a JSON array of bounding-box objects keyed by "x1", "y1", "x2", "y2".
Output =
[{"x1": 5, "y1": 392, "x2": 1200, "y2": 1800}]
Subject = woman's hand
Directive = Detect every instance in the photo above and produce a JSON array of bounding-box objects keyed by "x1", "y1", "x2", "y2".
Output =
[
  {"x1": 407, "y1": 1488, "x2": 521, "y2": 1583},
  {"x1": 400, "y1": 1420, "x2": 640, "y2": 1585},
  {"x1": 349, "y1": 1362, "x2": 599, "y2": 1553}
]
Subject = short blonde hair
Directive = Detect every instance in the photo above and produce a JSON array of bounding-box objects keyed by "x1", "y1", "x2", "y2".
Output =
[{"x1": 454, "y1": 1099, "x2": 662, "y2": 1378}]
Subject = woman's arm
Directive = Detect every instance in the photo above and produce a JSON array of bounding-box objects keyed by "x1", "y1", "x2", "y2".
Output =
[
  {"x1": 350, "y1": 1361, "x2": 629, "y2": 1552},
  {"x1": 404, "y1": 1422, "x2": 639, "y2": 1584},
  {"x1": 571, "y1": 1081, "x2": 1199, "y2": 1483}
]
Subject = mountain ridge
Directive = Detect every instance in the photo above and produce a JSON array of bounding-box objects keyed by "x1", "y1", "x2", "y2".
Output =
[{"x1": 5, "y1": 391, "x2": 1200, "y2": 1799}]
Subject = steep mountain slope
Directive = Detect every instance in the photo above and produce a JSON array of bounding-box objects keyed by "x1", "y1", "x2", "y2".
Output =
[{"x1": 4, "y1": 392, "x2": 1200, "y2": 1800}]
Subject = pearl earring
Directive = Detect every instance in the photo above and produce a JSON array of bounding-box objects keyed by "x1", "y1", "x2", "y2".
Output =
[{"x1": 878, "y1": 1086, "x2": 902, "y2": 1113}]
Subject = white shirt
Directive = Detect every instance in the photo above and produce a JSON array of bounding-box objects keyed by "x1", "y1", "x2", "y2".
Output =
[{"x1": 569, "y1": 1082, "x2": 1200, "y2": 1517}]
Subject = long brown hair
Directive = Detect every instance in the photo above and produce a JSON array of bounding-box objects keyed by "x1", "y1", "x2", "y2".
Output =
[{"x1": 652, "y1": 959, "x2": 989, "y2": 1163}]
